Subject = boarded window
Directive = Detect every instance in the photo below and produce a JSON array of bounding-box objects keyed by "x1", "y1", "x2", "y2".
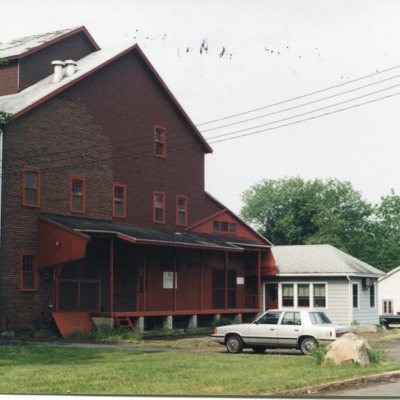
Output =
[{"x1": 20, "y1": 254, "x2": 37, "y2": 291}]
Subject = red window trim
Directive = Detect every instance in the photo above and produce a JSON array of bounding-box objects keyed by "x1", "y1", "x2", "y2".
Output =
[
  {"x1": 70, "y1": 175, "x2": 86, "y2": 214},
  {"x1": 153, "y1": 191, "x2": 166, "y2": 224},
  {"x1": 112, "y1": 183, "x2": 127, "y2": 218},
  {"x1": 153, "y1": 125, "x2": 167, "y2": 159},
  {"x1": 20, "y1": 253, "x2": 38, "y2": 292},
  {"x1": 22, "y1": 167, "x2": 41, "y2": 208},
  {"x1": 176, "y1": 195, "x2": 188, "y2": 227}
]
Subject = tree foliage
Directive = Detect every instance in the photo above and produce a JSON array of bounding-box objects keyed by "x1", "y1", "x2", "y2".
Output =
[{"x1": 241, "y1": 177, "x2": 399, "y2": 272}]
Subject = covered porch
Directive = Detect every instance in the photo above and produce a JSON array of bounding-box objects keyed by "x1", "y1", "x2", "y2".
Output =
[{"x1": 37, "y1": 213, "x2": 274, "y2": 335}]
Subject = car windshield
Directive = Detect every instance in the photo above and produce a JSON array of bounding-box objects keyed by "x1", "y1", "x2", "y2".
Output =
[{"x1": 309, "y1": 312, "x2": 332, "y2": 324}]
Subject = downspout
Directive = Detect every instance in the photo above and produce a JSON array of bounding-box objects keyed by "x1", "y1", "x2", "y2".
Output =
[{"x1": 346, "y1": 275, "x2": 352, "y2": 325}]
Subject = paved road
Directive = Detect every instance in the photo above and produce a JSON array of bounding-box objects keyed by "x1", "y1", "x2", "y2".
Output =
[{"x1": 325, "y1": 376, "x2": 400, "y2": 397}]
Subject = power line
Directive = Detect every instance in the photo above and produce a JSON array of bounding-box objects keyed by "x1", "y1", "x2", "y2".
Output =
[
  {"x1": 201, "y1": 73, "x2": 400, "y2": 133},
  {"x1": 196, "y1": 64, "x2": 400, "y2": 126}
]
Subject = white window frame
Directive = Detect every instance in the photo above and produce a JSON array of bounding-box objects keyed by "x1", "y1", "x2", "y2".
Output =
[{"x1": 278, "y1": 282, "x2": 328, "y2": 309}]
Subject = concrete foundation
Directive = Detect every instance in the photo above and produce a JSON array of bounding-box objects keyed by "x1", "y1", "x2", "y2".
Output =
[
  {"x1": 188, "y1": 315, "x2": 198, "y2": 329},
  {"x1": 92, "y1": 317, "x2": 114, "y2": 330},
  {"x1": 163, "y1": 315, "x2": 173, "y2": 330}
]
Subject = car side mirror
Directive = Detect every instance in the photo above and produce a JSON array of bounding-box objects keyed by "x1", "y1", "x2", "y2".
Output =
[{"x1": 254, "y1": 320, "x2": 259, "y2": 325}]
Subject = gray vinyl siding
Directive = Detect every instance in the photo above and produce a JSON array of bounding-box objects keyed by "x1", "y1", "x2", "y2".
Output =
[
  {"x1": 350, "y1": 277, "x2": 379, "y2": 324},
  {"x1": 261, "y1": 276, "x2": 351, "y2": 325}
]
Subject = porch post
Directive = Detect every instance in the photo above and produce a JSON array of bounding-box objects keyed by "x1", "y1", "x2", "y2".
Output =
[
  {"x1": 173, "y1": 250, "x2": 177, "y2": 312},
  {"x1": 224, "y1": 251, "x2": 228, "y2": 310},
  {"x1": 143, "y1": 249, "x2": 147, "y2": 312},
  {"x1": 199, "y1": 250, "x2": 203, "y2": 311},
  {"x1": 257, "y1": 251, "x2": 261, "y2": 310},
  {"x1": 109, "y1": 238, "x2": 114, "y2": 315}
]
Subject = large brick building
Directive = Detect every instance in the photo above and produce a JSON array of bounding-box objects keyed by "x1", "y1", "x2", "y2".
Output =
[{"x1": 0, "y1": 27, "x2": 275, "y2": 335}]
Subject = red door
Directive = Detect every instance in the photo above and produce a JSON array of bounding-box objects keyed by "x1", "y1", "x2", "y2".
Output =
[{"x1": 265, "y1": 283, "x2": 278, "y2": 311}]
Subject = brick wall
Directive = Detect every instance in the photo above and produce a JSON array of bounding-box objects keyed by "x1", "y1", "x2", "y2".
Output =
[
  {"x1": 0, "y1": 62, "x2": 18, "y2": 96},
  {"x1": 0, "y1": 47, "x2": 223, "y2": 330}
]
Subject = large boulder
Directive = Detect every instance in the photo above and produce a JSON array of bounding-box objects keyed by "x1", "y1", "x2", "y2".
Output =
[{"x1": 324, "y1": 333, "x2": 370, "y2": 365}]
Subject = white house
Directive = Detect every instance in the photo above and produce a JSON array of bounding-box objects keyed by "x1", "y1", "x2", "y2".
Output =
[
  {"x1": 378, "y1": 266, "x2": 400, "y2": 316},
  {"x1": 261, "y1": 245, "x2": 385, "y2": 325}
]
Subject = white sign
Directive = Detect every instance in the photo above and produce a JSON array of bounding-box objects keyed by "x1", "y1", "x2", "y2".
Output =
[
  {"x1": 163, "y1": 271, "x2": 177, "y2": 289},
  {"x1": 237, "y1": 277, "x2": 245, "y2": 285}
]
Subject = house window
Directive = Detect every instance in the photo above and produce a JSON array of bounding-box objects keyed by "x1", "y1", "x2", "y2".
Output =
[
  {"x1": 113, "y1": 184, "x2": 126, "y2": 218},
  {"x1": 153, "y1": 191, "x2": 165, "y2": 223},
  {"x1": 23, "y1": 168, "x2": 40, "y2": 207},
  {"x1": 70, "y1": 176, "x2": 85, "y2": 213},
  {"x1": 213, "y1": 220, "x2": 237, "y2": 234},
  {"x1": 370, "y1": 284, "x2": 376, "y2": 308},
  {"x1": 352, "y1": 283, "x2": 359, "y2": 308},
  {"x1": 297, "y1": 284, "x2": 310, "y2": 307},
  {"x1": 20, "y1": 254, "x2": 37, "y2": 291},
  {"x1": 282, "y1": 284, "x2": 294, "y2": 307},
  {"x1": 154, "y1": 126, "x2": 167, "y2": 158},
  {"x1": 383, "y1": 300, "x2": 393, "y2": 315},
  {"x1": 176, "y1": 195, "x2": 188, "y2": 226},
  {"x1": 313, "y1": 284, "x2": 326, "y2": 308}
]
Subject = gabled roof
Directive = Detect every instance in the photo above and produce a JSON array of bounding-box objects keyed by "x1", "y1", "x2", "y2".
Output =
[
  {"x1": 0, "y1": 39, "x2": 212, "y2": 153},
  {"x1": 0, "y1": 26, "x2": 100, "y2": 60},
  {"x1": 272, "y1": 244, "x2": 385, "y2": 277},
  {"x1": 378, "y1": 265, "x2": 400, "y2": 282},
  {"x1": 185, "y1": 192, "x2": 272, "y2": 246}
]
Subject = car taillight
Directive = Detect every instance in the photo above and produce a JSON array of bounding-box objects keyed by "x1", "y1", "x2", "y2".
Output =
[
  {"x1": 329, "y1": 330, "x2": 333, "y2": 337},
  {"x1": 213, "y1": 327, "x2": 218, "y2": 334}
]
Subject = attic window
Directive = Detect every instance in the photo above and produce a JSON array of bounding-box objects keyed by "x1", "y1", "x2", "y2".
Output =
[
  {"x1": 154, "y1": 126, "x2": 167, "y2": 158},
  {"x1": 213, "y1": 220, "x2": 237, "y2": 234}
]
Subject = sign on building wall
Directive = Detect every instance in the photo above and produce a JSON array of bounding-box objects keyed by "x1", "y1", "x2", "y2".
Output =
[
  {"x1": 237, "y1": 277, "x2": 245, "y2": 285},
  {"x1": 163, "y1": 271, "x2": 177, "y2": 289}
]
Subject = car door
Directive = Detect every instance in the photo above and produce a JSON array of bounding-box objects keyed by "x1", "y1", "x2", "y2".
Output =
[
  {"x1": 246, "y1": 310, "x2": 282, "y2": 346},
  {"x1": 277, "y1": 311, "x2": 303, "y2": 347}
]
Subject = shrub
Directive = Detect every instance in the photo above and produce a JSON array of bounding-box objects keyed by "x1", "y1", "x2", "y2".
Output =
[{"x1": 312, "y1": 346, "x2": 328, "y2": 365}]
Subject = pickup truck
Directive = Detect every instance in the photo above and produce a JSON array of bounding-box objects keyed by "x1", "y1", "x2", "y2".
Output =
[
  {"x1": 211, "y1": 309, "x2": 350, "y2": 355},
  {"x1": 379, "y1": 314, "x2": 400, "y2": 329}
]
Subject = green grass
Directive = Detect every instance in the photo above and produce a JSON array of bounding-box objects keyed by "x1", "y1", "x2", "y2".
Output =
[{"x1": 0, "y1": 344, "x2": 399, "y2": 395}]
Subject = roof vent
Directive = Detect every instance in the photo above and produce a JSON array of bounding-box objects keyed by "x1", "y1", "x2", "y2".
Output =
[
  {"x1": 51, "y1": 60, "x2": 65, "y2": 83},
  {"x1": 64, "y1": 60, "x2": 77, "y2": 77}
]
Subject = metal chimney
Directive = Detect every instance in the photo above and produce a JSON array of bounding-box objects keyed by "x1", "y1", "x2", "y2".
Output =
[
  {"x1": 51, "y1": 60, "x2": 65, "y2": 83},
  {"x1": 64, "y1": 60, "x2": 77, "y2": 77}
]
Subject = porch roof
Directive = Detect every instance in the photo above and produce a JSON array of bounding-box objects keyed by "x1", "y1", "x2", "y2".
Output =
[{"x1": 40, "y1": 213, "x2": 269, "y2": 252}]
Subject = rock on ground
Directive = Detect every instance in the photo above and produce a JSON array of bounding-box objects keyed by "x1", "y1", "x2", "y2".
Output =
[{"x1": 325, "y1": 332, "x2": 370, "y2": 365}]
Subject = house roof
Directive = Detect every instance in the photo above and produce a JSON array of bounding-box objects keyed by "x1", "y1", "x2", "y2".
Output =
[
  {"x1": 0, "y1": 34, "x2": 212, "y2": 153},
  {"x1": 0, "y1": 26, "x2": 100, "y2": 60},
  {"x1": 378, "y1": 265, "x2": 400, "y2": 282},
  {"x1": 272, "y1": 244, "x2": 385, "y2": 277},
  {"x1": 40, "y1": 213, "x2": 269, "y2": 252}
]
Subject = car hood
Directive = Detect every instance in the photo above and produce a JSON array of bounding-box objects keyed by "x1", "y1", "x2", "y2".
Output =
[{"x1": 215, "y1": 323, "x2": 253, "y2": 333}]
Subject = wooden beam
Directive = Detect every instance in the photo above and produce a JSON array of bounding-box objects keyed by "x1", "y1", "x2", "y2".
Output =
[
  {"x1": 199, "y1": 250, "x2": 203, "y2": 311},
  {"x1": 224, "y1": 251, "x2": 228, "y2": 310},
  {"x1": 257, "y1": 251, "x2": 261, "y2": 311},
  {"x1": 143, "y1": 249, "x2": 147, "y2": 312},
  {"x1": 109, "y1": 238, "x2": 114, "y2": 315},
  {"x1": 173, "y1": 251, "x2": 177, "y2": 312}
]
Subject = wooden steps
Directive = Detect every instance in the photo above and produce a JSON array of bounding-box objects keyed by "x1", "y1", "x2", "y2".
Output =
[{"x1": 114, "y1": 315, "x2": 136, "y2": 332}]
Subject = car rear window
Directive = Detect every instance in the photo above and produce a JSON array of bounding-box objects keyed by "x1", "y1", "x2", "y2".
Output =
[
  {"x1": 257, "y1": 311, "x2": 282, "y2": 325},
  {"x1": 309, "y1": 312, "x2": 332, "y2": 324}
]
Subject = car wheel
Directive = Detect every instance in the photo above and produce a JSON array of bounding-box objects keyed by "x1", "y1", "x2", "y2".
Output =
[
  {"x1": 252, "y1": 346, "x2": 267, "y2": 354},
  {"x1": 226, "y1": 334, "x2": 244, "y2": 354},
  {"x1": 300, "y1": 337, "x2": 317, "y2": 355}
]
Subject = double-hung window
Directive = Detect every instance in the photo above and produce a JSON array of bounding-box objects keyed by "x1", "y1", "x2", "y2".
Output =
[
  {"x1": 23, "y1": 168, "x2": 40, "y2": 207},
  {"x1": 297, "y1": 284, "x2": 310, "y2": 307},
  {"x1": 282, "y1": 284, "x2": 294, "y2": 307},
  {"x1": 20, "y1": 254, "x2": 37, "y2": 291},
  {"x1": 154, "y1": 126, "x2": 167, "y2": 158},
  {"x1": 153, "y1": 191, "x2": 165, "y2": 223},
  {"x1": 70, "y1": 176, "x2": 85, "y2": 213},
  {"x1": 113, "y1": 183, "x2": 127, "y2": 218},
  {"x1": 313, "y1": 284, "x2": 326, "y2": 307},
  {"x1": 176, "y1": 195, "x2": 188, "y2": 226}
]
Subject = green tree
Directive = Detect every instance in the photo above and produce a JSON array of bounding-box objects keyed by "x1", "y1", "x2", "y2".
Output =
[
  {"x1": 240, "y1": 177, "x2": 374, "y2": 262},
  {"x1": 372, "y1": 190, "x2": 400, "y2": 271}
]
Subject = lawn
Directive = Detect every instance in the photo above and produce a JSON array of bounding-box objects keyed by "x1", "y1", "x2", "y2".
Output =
[{"x1": 0, "y1": 341, "x2": 399, "y2": 396}]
